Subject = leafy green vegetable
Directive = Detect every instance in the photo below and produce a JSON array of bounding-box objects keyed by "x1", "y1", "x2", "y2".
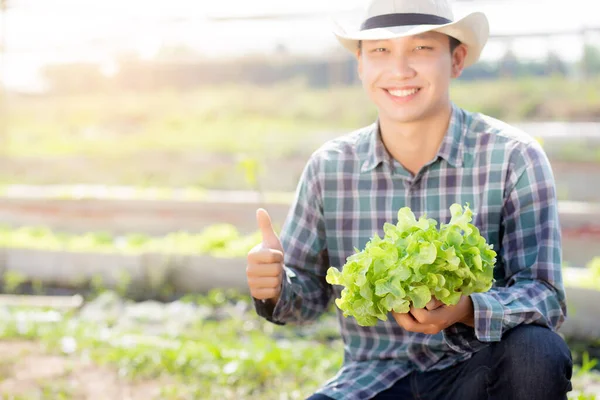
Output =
[{"x1": 326, "y1": 204, "x2": 497, "y2": 326}]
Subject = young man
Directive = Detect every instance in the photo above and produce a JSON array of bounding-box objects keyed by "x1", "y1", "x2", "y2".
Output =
[{"x1": 246, "y1": 0, "x2": 573, "y2": 398}]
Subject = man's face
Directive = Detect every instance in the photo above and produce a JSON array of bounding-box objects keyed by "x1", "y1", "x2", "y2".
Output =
[{"x1": 357, "y1": 32, "x2": 467, "y2": 124}]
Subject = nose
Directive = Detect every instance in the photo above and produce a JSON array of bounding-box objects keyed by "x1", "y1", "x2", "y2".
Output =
[{"x1": 390, "y1": 54, "x2": 416, "y2": 80}]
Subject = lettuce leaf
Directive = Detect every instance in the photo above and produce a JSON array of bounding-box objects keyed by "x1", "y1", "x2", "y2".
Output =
[{"x1": 325, "y1": 203, "x2": 496, "y2": 326}]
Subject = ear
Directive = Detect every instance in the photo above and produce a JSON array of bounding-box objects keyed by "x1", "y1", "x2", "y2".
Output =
[{"x1": 451, "y1": 44, "x2": 468, "y2": 78}]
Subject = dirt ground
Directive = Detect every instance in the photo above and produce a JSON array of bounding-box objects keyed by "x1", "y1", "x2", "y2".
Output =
[
  {"x1": 1, "y1": 339, "x2": 599, "y2": 399},
  {"x1": 0, "y1": 340, "x2": 168, "y2": 400}
]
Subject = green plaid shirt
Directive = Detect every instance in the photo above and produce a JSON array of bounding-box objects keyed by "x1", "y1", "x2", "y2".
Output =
[{"x1": 253, "y1": 103, "x2": 567, "y2": 400}]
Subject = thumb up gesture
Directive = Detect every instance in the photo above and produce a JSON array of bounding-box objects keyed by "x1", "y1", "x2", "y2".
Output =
[{"x1": 246, "y1": 208, "x2": 284, "y2": 303}]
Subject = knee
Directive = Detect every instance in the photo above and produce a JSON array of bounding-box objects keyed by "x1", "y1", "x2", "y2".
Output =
[{"x1": 496, "y1": 324, "x2": 573, "y2": 391}]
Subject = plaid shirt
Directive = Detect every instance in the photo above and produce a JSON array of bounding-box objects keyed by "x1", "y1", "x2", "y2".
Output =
[{"x1": 253, "y1": 103, "x2": 567, "y2": 400}]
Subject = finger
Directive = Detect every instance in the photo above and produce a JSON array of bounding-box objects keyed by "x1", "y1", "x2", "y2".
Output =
[
  {"x1": 256, "y1": 208, "x2": 282, "y2": 251},
  {"x1": 425, "y1": 298, "x2": 444, "y2": 311},
  {"x1": 248, "y1": 248, "x2": 284, "y2": 264},
  {"x1": 392, "y1": 312, "x2": 438, "y2": 334},
  {"x1": 427, "y1": 303, "x2": 458, "y2": 324},
  {"x1": 247, "y1": 276, "x2": 282, "y2": 289},
  {"x1": 250, "y1": 287, "x2": 281, "y2": 301},
  {"x1": 246, "y1": 262, "x2": 283, "y2": 278},
  {"x1": 410, "y1": 306, "x2": 433, "y2": 324},
  {"x1": 393, "y1": 312, "x2": 438, "y2": 334},
  {"x1": 411, "y1": 306, "x2": 451, "y2": 328}
]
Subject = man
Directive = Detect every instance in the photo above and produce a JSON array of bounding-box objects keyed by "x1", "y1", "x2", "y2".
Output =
[{"x1": 245, "y1": 0, "x2": 573, "y2": 398}]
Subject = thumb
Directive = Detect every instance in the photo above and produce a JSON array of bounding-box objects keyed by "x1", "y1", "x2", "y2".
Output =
[{"x1": 256, "y1": 208, "x2": 283, "y2": 252}]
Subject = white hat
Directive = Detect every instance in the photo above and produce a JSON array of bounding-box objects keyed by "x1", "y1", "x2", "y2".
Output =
[{"x1": 333, "y1": 0, "x2": 489, "y2": 67}]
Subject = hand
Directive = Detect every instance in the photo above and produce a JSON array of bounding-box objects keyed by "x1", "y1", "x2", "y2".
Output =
[
  {"x1": 246, "y1": 208, "x2": 285, "y2": 304},
  {"x1": 392, "y1": 296, "x2": 475, "y2": 335}
]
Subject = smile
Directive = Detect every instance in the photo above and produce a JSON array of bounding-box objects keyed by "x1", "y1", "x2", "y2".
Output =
[{"x1": 386, "y1": 88, "x2": 420, "y2": 97}]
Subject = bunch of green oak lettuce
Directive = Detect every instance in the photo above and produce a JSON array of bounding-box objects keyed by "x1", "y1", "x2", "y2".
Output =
[{"x1": 326, "y1": 204, "x2": 496, "y2": 326}]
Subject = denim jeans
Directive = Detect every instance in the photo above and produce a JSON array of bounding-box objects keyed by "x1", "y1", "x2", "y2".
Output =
[{"x1": 307, "y1": 324, "x2": 573, "y2": 400}]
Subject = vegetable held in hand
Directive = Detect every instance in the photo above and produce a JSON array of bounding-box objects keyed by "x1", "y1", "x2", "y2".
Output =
[{"x1": 326, "y1": 204, "x2": 496, "y2": 326}]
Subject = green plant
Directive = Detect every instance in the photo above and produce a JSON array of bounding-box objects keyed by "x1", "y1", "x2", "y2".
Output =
[
  {"x1": 237, "y1": 156, "x2": 264, "y2": 193},
  {"x1": 576, "y1": 352, "x2": 599, "y2": 377},
  {"x1": 326, "y1": 203, "x2": 496, "y2": 326},
  {"x1": 0, "y1": 224, "x2": 260, "y2": 258},
  {"x1": 31, "y1": 278, "x2": 44, "y2": 295},
  {"x1": 2, "y1": 270, "x2": 28, "y2": 294},
  {"x1": 90, "y1": 274, "x2": 106, "y2": 297},
  {"x1": 570, "y1": 393, "x2": 598, "y2": 400},
  {"x1": 590, "y1": 258, "x2": 600, "y2": 283},
  {"x1": 565, "y1": 258, "x2": 600, "y2": 290},
  {"x1": 115, "y1": 270, "x2": 132, "y2": 297}
]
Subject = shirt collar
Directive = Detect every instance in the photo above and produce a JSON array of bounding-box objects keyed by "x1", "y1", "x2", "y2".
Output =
[
  {"x1": 436, "y1": 103, "x2": 465, "y2": 168},
  {"x1": 360, "y1": 103, "x2": 465, "y2": 173},
  {"x1": 360, "y1": 121, "x2": 393, "y2": 173}
]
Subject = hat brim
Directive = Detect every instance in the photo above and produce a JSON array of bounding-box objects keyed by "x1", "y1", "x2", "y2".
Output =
[{"x1": 333, "y1": 11, "x2": 489, "y2": 67}]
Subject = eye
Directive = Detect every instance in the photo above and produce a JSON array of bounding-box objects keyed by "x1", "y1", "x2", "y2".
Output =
[
  {"x1": 415, "y1": 46, "x2": 433, "y2": 51},
  {"x1": 372, "y1": 47, "x2": 388, "y2": 53}
]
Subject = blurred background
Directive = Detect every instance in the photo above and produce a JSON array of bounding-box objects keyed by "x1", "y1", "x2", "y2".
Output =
[{"x1": 0, "y1": 0, "x2": 599, "y2": 399}]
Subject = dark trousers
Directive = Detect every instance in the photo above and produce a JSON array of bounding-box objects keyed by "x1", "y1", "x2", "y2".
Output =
[{"x1": 307, "y1": 324, "x2": 573, "y2": 400}]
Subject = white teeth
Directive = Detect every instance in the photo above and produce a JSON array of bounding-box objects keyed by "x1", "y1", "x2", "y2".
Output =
[{"x1": 388, "y1": 88, "x2": 419, "y2": 97}]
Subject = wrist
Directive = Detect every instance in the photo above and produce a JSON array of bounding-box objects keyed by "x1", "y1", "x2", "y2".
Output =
[{"x1": 459, "y1": 296, "x2": 475, "y2": 327}]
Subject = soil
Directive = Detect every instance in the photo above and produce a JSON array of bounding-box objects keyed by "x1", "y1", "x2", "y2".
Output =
[{"x1": 0, "y1": 340, "x2": 170, "y2": 400}]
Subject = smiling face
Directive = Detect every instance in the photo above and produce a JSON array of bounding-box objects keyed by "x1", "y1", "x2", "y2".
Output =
[{"x1": 357, "y1": 31, "x2": 467, "y2": 125}]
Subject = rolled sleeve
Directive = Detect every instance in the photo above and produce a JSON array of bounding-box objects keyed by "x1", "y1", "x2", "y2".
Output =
[
  {"x1": 444, "y1": 140, "x2": 566, "y2": 352},
  {"x1": 252, "y1": 153, "x2": 333, "y2": 325},
  {"x1": 470, "y1": 292, "x2": 505, "y2": 341}
]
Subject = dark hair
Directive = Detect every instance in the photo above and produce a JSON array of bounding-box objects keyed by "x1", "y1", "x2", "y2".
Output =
[
  {"x1": 449, "y1": 36, "x2": 461, "y2": 53},
  {"x1": 358, "y1": 35, "x2": 462, "y2": 54}
]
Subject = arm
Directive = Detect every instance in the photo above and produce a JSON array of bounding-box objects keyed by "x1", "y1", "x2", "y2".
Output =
[
  {"x1": 443, "y1": 141, "x2": 567, "y2": 352},
  {"x1": 253, "y1": 155, "x2": 332, "y2": 325}
]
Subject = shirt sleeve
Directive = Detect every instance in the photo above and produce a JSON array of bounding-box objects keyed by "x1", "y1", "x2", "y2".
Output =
[
  {"x1": 443, "y1": 140, "x2": 567, "y2": 353},
  {"x1": 252, "y1": 153, "x2": 333, "y2": 325}
]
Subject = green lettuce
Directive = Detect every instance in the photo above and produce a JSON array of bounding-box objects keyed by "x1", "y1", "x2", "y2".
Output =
[{"x1": 326, "y1": 203, "x2": 496, "y2": 326}]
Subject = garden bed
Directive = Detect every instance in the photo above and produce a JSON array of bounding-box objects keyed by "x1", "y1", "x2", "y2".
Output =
[
  {"x1": 1, "y1": 197, "x2": 599, "y2": 267},
  {"x1": 0, "y1": 290, "x2": 344, "y2": 399},
  {"x1": 0, "y1": 244, "x2": 598, "y2": 340},
  {"x1": 0, "y1": 288, "x2": 597, "y2": 399}
]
